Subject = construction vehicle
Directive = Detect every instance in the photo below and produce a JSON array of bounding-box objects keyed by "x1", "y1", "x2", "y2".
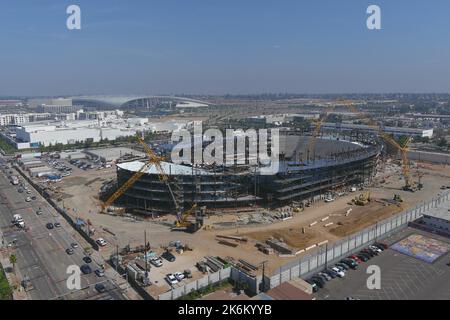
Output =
[
  {"x1": 353, "y1": 191, "x2": 371, "y2": 206},
  {"x1": 379, "y1": 133, "x2": 419, "y2": 192},
  {"x1": 393, "y1": 194, "x2": 403, "y2": 202},
  {"x1": 337, "y1": 99, "x2": 422, "y2": 193},
  {"x1": 171, "y1": 203, "x2": 204, "y2": 233}
]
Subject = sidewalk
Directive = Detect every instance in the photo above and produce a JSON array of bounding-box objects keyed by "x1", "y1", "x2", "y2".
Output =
[{"x1": 0, "y1": 251, "x2": 29, "y2": 300}]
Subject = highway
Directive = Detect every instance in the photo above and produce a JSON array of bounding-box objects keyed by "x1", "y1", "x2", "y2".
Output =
[{"x1": 0, "y1": 158, "x2": 124, "y2": 300}]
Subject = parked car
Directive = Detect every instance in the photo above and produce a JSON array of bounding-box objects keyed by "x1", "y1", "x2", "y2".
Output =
[
  {"x1": 305, "y1": 279, "x2": 319, "y2": 292},
  {"x1": 318, "y1": 272, "x2": 332, "y2": 281},
  {"x1": 150, "y1": 258, "x2": 163, "y2": 267},
  {"x1": 374, "y1": 242, "x2": 388, "y2": 250},
  {"x1": 184, "y1": 269, "x2": 193, "y2": 279},
  {"x1": 166, "y1": 274, "x2": 178, "y2": 285},
  {"x1": 96, "y1": 238, "x2": 107, "y2": 247},
  {"x1": 314, "y1": 274, "x2": 328, "y2": 283},
  {"x1": 83, "y1": 256, "x2": 92, "y2": 264},
  {"x1": 66, "y1": 248, "x2": 74, "y2": 255},
  {"x1": 310, "y1": 276, "x2": 325, "y2": 288},
  {"x1": 46, "y1": 223, "x2": 54, "y2": 229},
  {"x1": 174, "y1": 272, "x2": 185, "y2": 281},
  {"x1": 95, "y1": 283, "x2": 107, "y2": 293},
  {"x1": 95, "y1": 269, "x2": 105, "y2": 277},
  {"x1": 71, "y1": 242, "x2": 79, "y2": 249},
  {"x1": 369, "y1": 245, "x2": 383, "y2": 253},
  {"x1": 331, "y1": 267, "x2": 345, "y2": 278},
  {"x1": 335, "y1": 262, "x2": 350, "y2": 271},
  {"x1": 54, "y1": 222, "x2": 61, "y2": 228},
  {"x1": 31, "y1": 196, "x2": 37, "y2": 201},
  {"x1": 36, "y1": 209, "x2": 43, "y2": 215},
  {"x1": 349, "y1": 255, "x2": 363, "y2": 263},
  {"x1": 162, "y1": 251, "x2": 176, "y2": 262},
  {"x1": 25, "y1": 197, "x2": 31, "y2": 202},
  {"x1": 341, "y1": 259, "x2": 358, "y2": 269},
  {"x1": 324, "y1": 269, "x2": 338, "y2": 278},
  {"x1": 80, "y1": 264, "x2": 92, "y2": 274},
  {"x1": 356, "y1": 254, "x2": 370, "y2": 262},
  {"x1": 361, "y1": 249, "x2": 376, "y2": 257}
]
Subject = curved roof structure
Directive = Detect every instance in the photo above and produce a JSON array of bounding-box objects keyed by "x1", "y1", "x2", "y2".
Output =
[{"x1": 71, "y1": 95, "x2": 209, "y2": 108}]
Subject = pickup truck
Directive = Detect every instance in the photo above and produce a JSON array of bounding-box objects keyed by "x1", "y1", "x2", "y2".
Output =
[{"x1": 13, "y1": 214, "x2": 25, "y2": 228}]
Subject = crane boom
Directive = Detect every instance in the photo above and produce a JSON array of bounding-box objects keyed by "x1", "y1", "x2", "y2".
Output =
[
  {"x1": 102, "y1": 161, "x2": 154, "y2": 210},
  {"x1": 136, "y1": 137, "x2": 181, "y2": 215},
  {"x1": 379, "y1": 133, "x2": 414, "y2": 189}
]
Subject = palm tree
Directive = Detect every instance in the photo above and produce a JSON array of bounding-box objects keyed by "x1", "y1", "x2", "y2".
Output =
[{"x1": 9, "y1": 254, "x2": 17, "y2": 273}]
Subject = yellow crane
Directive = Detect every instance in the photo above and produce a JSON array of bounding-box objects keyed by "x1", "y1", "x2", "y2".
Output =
[
  {"x1": 332, "y1": 99, "x2": 421, "y2": 192},
  {"x1": 172, "y1": 203, "x2": 198, "y2": 229},
  {"x1": 379, "y1": 133, "x2": 418, "y2": 192},
  {"x1": 101, "y1": 136, "x2": 180, "y2": 214}
]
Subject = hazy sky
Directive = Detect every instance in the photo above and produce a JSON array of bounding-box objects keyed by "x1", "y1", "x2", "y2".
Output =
[{"x1": 1, "y1": 0, "x2": 449, "y2": 96}]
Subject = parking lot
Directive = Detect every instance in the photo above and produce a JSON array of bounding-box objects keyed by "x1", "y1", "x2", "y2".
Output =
[{"x1": 313, "y1": 228, "x2": 450, "y2": 300}]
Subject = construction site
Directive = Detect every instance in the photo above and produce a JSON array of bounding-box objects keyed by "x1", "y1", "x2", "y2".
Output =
[{"x1": 15, "y1": 102, "x2": 450, "y2": 299}]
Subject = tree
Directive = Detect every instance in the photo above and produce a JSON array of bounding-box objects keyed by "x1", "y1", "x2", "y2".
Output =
[
  {"x1": 436, "y1": 137, "x2": 448, "y2": 148},
  {"x1": 9, "y1": 254, "x2": 17, "y2": 273}
]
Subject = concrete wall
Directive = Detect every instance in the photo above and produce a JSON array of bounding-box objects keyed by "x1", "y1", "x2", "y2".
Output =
[
  {"x1": 408, "y1": 150, "x2": 450, "y2": 165},
  {"x1": 263, "y1": 190, "x2": 450, "y2": 290},
  {"x1": 158, "y1": 267, "x2": 231, "y2": 300}
]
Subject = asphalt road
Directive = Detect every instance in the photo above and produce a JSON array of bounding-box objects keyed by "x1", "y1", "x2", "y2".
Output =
[{"x1": 0, "y1": 159, "x2": 124, "y2": 300}]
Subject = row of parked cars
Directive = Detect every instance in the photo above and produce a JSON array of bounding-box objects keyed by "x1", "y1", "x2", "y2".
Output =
[
  {"x1": 47, "y1": 159, "x2": 72, "y2": 177},
  {"x1": 307, "y1": 242, "x2": 389, "y2": 292},
  {"x1": 166, "y1": 270, "x2": 193, "y2": 286}
]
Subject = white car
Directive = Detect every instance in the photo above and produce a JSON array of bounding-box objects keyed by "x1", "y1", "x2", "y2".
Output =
[
  {"x1": 369, "y1": 245, "x2": 382, "y2": 253},
  {"x1": 331, "y1": 267, "x2": 345, "y2": 278},
  {"x1": 96, "y1": 238, "x2": 107, "y2": 246},
  {"x1": 166, "y1": 274, "x2": 178, "y2": 285},
  {"x1": 174, "y1": 272, "x2": 185, "y2": 281},
  {"x1": 150, "y1": 258, "x2": 163, "y2": 267},
  {"x1": 324, "y1": 197, "x2": 335, "y2": 203},
  {"x1": 25, "y1": 197, "x2": 31, "y2": 202}
]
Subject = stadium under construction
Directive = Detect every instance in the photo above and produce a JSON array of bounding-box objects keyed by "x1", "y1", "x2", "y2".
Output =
[{"x1": 111, "y1": 132, "x2": 380, "y2": 215}]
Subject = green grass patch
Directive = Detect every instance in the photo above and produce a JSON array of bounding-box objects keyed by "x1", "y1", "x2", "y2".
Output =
[
  {"x1": 0, "y1": 264, "x2": 13, "y2": 300},
  {"x1": 178, "y1": 279, "x2": 234, "y2": 300}
]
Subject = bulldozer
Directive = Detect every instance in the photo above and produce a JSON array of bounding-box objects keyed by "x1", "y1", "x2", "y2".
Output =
[{"x1": 352, "y1": 192, "x2": 371, "y2": 206}]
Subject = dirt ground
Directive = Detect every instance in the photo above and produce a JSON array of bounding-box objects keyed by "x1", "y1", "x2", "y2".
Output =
[{"x1": 49, "y1": 159, "x2": 450, "y2": 280}]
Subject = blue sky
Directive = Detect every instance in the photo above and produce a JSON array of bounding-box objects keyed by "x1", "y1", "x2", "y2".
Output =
[{"x1": 0, "y1": 0, "x2": 449, "y2": 96}]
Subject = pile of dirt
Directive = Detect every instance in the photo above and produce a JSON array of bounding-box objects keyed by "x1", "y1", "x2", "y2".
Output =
[
  {"x1": 329, "y1": 203, "x2": 403, "y2": 237},
  {"x1": 245, "y1": 227, "x2": 321, "y2": 249}
]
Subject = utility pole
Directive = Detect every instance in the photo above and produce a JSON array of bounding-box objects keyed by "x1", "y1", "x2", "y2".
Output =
[
  {"x1": 144, "y1": 230, "x2": 148, "y2": 280},
  {"x1": 115, "y1": 244, "x2": 119, "y2": 273},
  {"x1": 260, "y1": 260, "x2": 268, "y2": 293}
]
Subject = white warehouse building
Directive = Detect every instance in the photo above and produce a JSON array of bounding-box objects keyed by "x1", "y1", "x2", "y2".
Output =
[{"x1": 15, "y1": 122, "x2": 139, "y2": 147}]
